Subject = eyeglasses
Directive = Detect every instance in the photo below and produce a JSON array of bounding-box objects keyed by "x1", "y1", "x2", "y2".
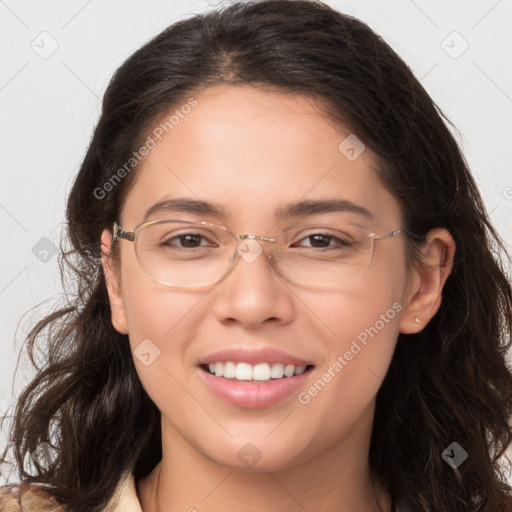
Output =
[{"x1": 112, "y1": 219, "x2": 405, "y2": 289}]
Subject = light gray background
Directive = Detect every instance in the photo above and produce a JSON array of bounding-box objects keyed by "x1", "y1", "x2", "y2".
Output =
[{"x1": 1, "y1": 0, "x2": 511, "y2": 484}]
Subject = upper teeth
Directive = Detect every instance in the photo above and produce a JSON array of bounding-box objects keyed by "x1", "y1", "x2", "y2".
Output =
[{"x1": 207, "y1": 362, "x2": 307, "y2": 381}]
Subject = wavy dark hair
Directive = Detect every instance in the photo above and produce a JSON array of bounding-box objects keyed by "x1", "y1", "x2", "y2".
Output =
[{"x1": 1, "y1": 1, "x2": 512, "y2": 511}]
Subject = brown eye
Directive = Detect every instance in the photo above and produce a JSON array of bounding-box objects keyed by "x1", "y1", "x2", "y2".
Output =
[
  {"x1": 166, "y1": 234, "x2": 206, "y2": 248},
  {"x1": 293, "y1": 232, "x2": 353, "y2": 249}
]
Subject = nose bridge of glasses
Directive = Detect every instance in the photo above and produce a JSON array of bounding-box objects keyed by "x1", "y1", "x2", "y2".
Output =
[
  {"x1": 236, "y1": 233, "x2": 276, "y2": 243},
  {"x1": 225, "y1": 231, "x2": 284, "y2": 273}
]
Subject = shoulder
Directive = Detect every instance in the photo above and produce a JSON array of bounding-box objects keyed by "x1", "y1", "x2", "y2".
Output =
[
  {"x1": 0, "y1": 471, "x2": 142, "y2": 512},
  {"x1": 0, "y1": 481, "x2": 64, "y2": 511}
]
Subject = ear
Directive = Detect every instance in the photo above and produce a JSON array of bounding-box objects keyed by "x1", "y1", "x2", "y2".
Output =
[
  {"x1": 399, "y1": 228, "x2": 456, "y2": 334},
  {"x1": 100, "y1": 228, "x2": 129, "y2": 335}
]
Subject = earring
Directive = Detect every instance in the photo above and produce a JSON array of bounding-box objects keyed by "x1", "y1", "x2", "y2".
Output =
[{"x1": 414, "y1": 316, "x2": 421, "y2": 324}]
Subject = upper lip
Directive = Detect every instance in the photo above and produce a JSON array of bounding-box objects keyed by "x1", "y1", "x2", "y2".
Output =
[{"x1": 199, "y1": 347, "x2": 313, "y2": 367}]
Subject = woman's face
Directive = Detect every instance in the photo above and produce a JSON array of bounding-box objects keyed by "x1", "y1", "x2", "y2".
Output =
[{"x1": 103, "y1": 84, "x2": 426, "y2": 471}]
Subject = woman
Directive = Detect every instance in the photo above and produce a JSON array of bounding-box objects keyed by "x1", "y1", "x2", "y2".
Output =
[{"x1": 1, "y1": 1, "x2": 512, "y2": 511}]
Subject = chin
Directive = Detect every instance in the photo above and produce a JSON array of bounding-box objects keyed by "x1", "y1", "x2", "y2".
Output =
[{"x1": 200, "y1": 436, "x2": 311, "y2": 473}]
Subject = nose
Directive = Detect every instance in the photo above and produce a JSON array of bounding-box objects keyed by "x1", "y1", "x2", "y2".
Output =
[{"x1": 212, "y1": 239, "x2": 295, "y2": 329}]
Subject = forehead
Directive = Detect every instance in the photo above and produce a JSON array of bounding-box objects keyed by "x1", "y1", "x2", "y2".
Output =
[{"x1": 120, "y1": 84, "x2": 403, "y2": 231}]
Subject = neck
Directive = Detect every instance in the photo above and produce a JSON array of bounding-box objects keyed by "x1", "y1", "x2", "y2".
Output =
[{"x1": 137, "y1": 411, "x2": 391, "y2": 512}]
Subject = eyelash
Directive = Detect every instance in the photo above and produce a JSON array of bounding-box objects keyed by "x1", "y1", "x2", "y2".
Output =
[
  {"x1": 163, "y1": 232, "x2": 353, "y2": 249},
  {"x1": 292, "y1": 233, "x2": 352, "y2": 249}
]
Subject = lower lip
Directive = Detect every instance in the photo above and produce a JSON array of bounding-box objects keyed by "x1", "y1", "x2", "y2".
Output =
[{"x1": 199, "y1": 367, "x2": 313, "y2": 410}]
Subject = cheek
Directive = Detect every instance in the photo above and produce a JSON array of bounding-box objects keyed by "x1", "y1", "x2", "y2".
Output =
[
  {"x1": 293, "y1": 294, "x2": 401, "y2": 446},
  {"x1": 118, "y1": 243, "x2": 201, "y2": 340},
  {"x1": 304, "y1": 282, "x2": 402, "y2": 379},
  {"x1": 293, "y1": 254, "x2": 406, "y2": 430},
  {"x1": 118, "y1": 250, "x2": 206, "y2": 388},
  {"x1": 300, "y1": 251, "x2": 406, "y2": 355},
  {"x1": 123, "y1": 283, "x2": 200, "y2": 345},
  {"x1": 121, "y1": 282, "x2": 212, "y2": 441}
]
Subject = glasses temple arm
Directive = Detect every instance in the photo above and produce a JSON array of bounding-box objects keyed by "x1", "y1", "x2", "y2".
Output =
[{"x1": 112, "y1": 222, "x2": 135, "y2": 242}]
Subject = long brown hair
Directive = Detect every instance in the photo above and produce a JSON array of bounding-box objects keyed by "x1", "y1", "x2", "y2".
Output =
[{"x1": 2, "y1": 1, "x2": 512, "y2": 511}]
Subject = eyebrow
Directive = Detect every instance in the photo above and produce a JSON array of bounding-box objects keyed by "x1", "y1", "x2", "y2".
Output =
[
  {"x1": 276, "y1": 198, "x2": 375, "y2": 221},
  {"x1": 143, "y1": 198, "x2": 229, "y2": 222},
  {"x1": 143, "y1": 197, "x2": 375, "y2": 222}
]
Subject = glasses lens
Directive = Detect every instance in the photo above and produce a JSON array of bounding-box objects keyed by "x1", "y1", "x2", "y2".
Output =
[
  {"x1": 275, "y1": 223, "x2": 374, "y2": 288},
  {"x1": 135, "y1": 221, "x2": 234, "y2": 287}
]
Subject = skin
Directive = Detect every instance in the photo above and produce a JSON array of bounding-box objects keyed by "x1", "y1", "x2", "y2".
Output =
[{"x1": 101, "y1": 84, "x2": 455, "y2": 511}]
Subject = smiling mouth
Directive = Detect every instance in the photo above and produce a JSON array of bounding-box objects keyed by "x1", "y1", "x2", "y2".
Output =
[{"x1": 200, "y1": 362, "x2": 315, "y2": 382}]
